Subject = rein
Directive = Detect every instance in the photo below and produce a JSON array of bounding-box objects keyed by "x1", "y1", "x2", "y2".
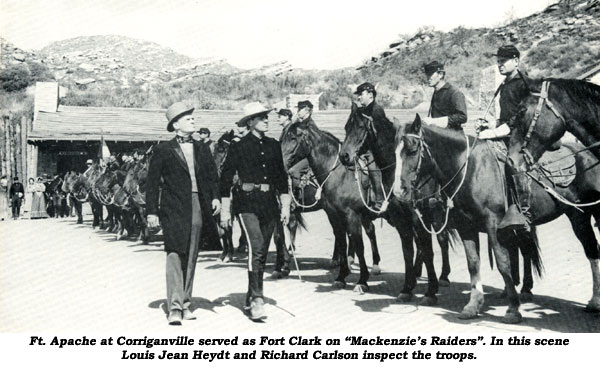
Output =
[
  {"x1": 409, "y1": 129, "x2": 474, "y2": 235},
  {"x1": 289, "y1": 144, "x2": 341, "y2": 209},
  {"x1": 521, "y1": 81, "x2": 568, "y2": 167}
]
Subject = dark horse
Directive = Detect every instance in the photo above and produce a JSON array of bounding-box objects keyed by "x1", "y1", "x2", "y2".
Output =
[
  {"x1": 280, "y1": 119, "x2": 388, "y2": 293},
  {"x1": 116, "y1": 159, "x2": 151, "y2": 245},
  {"x1": 396, "y1": 115, "x2": 600, "y2": 322},
  {"x1": 62, "y1": 171, "x2": 87, "y2": 224},
  {"x1": 339, "y1": 104, "x2": 455, "y2": 305}
]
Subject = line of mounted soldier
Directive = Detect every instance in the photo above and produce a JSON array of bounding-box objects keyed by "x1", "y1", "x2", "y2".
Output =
[{"x1": 56, "y1": 44, "x2": 600, "y2": 326}]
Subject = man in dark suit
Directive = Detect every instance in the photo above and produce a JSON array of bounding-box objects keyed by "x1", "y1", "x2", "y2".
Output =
[
  {"x1": 146, "y1": 102, "x2": 221, "y2": 325},
  {"x1": 9, "y1": 176, "x2": 25, "y2": 219}
]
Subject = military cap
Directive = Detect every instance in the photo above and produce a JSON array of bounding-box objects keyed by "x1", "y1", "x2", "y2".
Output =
[
  {"x1": 493, "y1": 45, "x2": 520, "y2": 59},
  {"x1": 198, "y1": 127, "x2": 211, "y2": 136},
  {"x1": 277, "y1": 108, "x2": 293, "y2": 119},
  {"x1": 354, "y1": 82, "x2": 376, "y2": 95},
  {"x1": 297, "y1": 100, "x2": 313, "y2": 110},
  {"x1": 424, "y1": 61, "x2": 445, "y2": 76}
]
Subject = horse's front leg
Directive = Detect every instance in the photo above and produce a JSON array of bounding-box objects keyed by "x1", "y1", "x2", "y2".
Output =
[
  {"x1": 348, "y1": 212, "x2": 368, "y2": 293},
  {"x1": 458, "y1": 227, "x2": 485, "y2": 320},
  {"x1": 415, "y1": 225, "x2": 438, "y2": 306},
  {"x1": 362, "y1": 217, "x2": 381, "y2": 275}
]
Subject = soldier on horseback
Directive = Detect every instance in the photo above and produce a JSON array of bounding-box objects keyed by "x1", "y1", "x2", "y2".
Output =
[
  {"x1": 477, "y1": 45, "x2": 532, "y2": 232},
  {"x1": 421, "y1": 61, "x2": 468, "y2": 130},
  {"x1": 353, "y1": 82, "x2": 386, "y2": 211}
]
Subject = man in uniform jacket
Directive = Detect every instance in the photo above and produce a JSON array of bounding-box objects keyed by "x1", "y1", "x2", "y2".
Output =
[
  {"x1": 146, "y1": 102, "x2": 221, "y2": 325},
  {"x1": 220, "y1": 102, "x2": 291, "y2": 321},
  {"x1": 478, "y1": 45, "x2": 534, "y2": 232},
  {"x1": 353, "y1": 83, "x2": 387, "y2": 211},
  {"x1": 9, "y1": 176, "x2": 25, "y2": 219},
  {"x1": 421, "y1": 61, "x2": 468, "y2": 130}
]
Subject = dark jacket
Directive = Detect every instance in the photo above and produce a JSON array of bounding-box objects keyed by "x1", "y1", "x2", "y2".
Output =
[
  {"x1": 499, "y1": 72, "x2": 530, "y2": 126},
  {"x1": 429, "y1": 82, "x2": 468, "y2": 129},
  {"x1": 220, "y1": 133, "x2": 288, "y2": 219},
  {"x1": 361, "y1": 101, "x2": 390, "y2": 123},
  {"x1": 146, "y1": 138, "x2": 220, "y2": 255},
  {"x1": 9, "y1": 182, "x2": 24, "y2": 200}
]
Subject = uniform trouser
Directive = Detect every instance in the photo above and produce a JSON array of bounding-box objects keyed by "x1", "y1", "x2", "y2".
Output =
[
  {"x1": 11, "y1": 198, "x2": 22, "y2": 218},
  {"x1": 362, "y1": 152, "x2": 384, "y2": 202},
  {"x1": 166, "y1": 193, "x2": 202, "y2": 313},
  {"x1": 273, "y1": 221, "x2": 291, "y2": 271},
  {"x1": 238, "y1": 212, "x2": 277, "y2": 302}
]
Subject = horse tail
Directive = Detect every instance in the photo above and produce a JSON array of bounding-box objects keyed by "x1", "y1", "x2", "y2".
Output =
[{"x1": 520, "y1": 227, "x2": 544, "y2": 279}]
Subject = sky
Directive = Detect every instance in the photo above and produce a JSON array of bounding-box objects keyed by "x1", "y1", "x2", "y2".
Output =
[{"x1": 1, "y1": 0, "x2": 554, "y2": 70}]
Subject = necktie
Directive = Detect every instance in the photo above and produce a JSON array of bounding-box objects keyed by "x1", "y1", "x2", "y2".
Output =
[{"x1": 176, "y1": 135, "x2": 194, "y2": 144}]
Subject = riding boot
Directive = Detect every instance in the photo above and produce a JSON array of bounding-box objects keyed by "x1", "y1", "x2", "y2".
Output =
[
  {"x1": 369, "y1": 169, "x2": 385, "y2": 212},
  {"x1": 247, "y1": 271, "x2": 266, "y2": 320},
  {"x1": 499, "y1": 176, "x2": 531, "y2": 232}
]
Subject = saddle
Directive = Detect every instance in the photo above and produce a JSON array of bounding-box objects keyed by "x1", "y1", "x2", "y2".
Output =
[{"x1": 536, "y1": 145, "x2": 576, "y2": 188}]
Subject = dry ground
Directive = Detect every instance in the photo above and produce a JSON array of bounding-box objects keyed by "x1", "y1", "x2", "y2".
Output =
[{"x1": 1, "y1": 210, "x2": 598, "y2": 333}]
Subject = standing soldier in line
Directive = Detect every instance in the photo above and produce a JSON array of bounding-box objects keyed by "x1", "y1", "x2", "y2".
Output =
[
  {"x1": 146, "y1": 102, "x2": 221, "y2": 325},
  {"x1": 9, "y1": 176, "x2": 25, "y2": 220},
  {"x1": 477, "y1": 45, "x2": 532, "y2": 232},
  {"x1": 219, "y1": 102, "x2": 291, "y2": 321},
  {"x1": 421, "y1": 61, "x2": 468, "y2": 129},
  {"x1": 353, "y1": 82, "x2": 387, "y2": 211}
]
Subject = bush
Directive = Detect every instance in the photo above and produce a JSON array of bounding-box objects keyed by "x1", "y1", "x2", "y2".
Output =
[{"x1": 0, "y1": 64, "x2": 31, "y2": 92}]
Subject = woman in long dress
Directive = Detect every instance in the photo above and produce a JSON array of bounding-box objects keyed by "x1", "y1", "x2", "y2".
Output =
[
  {"x1": 30, "y1": 177, "x2": 48, "y2": 219},
  {"x1": 24, "y1": 177, "x2": 35, "y2": 216},
  {"x1": 0, "y1": 176, "x2": 8, "y2": 221}
]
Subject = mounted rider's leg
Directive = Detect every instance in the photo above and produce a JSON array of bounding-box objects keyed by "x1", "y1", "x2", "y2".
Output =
[
  {"x1": 361, "y1": 151, "x2": 385, "y2": 212},
  {"x1": 498, "y1": 165, "x2": 531, "y2": 233}
]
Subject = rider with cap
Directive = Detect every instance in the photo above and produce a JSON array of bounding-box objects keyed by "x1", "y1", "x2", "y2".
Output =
[
  {"x1": 477, "y1": 45, "x2": 532, "y2": 232},
  {"x1": 421, "y1": 61, "x2": 468, "y2": 129},
  {"x1": 353, "y1": 82, "x2": 386, "y2": 211},
  {"x1": 220, "y1": 102, "x2": 291, "y2": 321}
]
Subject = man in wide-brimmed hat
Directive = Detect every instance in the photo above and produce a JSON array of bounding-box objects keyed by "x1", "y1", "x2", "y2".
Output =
[
  {"x1": 219, "y1": 101, "x2": 291, "y2": 321},
  {"x1": 422, "y1": 61, "x2": 468, "y2": 130},
  {"x1": 146, "y1": 101, "x2": 221, "y2": 325}
]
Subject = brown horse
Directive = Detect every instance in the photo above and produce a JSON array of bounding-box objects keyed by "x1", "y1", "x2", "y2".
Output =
[
  {"x1": 339, "y1": 104, "x2": 457, "y2": 304},
  {"x1": 281, "y1": 118, "x2": 391, "y2": 294},
  {"x1": 396, "y1": 115, "x2": 600, "y2": 323}
]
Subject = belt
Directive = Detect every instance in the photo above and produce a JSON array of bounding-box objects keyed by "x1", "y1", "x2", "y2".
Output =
[{"x1": 241, "y1": 183, "x2": 271, "y2": 192}]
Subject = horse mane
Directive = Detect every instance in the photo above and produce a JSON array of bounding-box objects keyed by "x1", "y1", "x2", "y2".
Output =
[
  {"x1": 547, "y1": 78, "x2": 600, "y2": 105},
  {"x1": 305, "y1": 119, "x2": 341, "y2": 157}
]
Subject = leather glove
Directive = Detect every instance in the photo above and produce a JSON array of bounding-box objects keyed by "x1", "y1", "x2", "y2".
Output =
[
  {"x1": 280, "y1": 193, "x2": 291, "y2": 226},
  {"x1": 478, "y1": 123, "x2": 510, "y2": 139},
  {"x1": 147, "y1": 214, "x2": 160, "y2": 228},
  {"x1": 211, "y1": 198, "x2": 221, "y2": 216},
  {"x1": 220, "y1": 197, "x2": 231, "y2": 228}
]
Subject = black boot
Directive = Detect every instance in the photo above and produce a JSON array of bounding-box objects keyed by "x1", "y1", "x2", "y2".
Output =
[
  {"x1": 249, "y1": 271, "x2": 266, "y2": 320},
  {"x1": 498, "y1": 204, "x2": 530, "y2": 232}
]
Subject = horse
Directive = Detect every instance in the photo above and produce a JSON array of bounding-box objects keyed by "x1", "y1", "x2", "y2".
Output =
[
  {"x1": 281, "y1": 118, "x2": 389, "y2": 294},
  {"x1": 338, "y1": 104, "x2": 455, "y2": 305},
  {"x1": 62, "y1": 171, "x2": 87, "y2": 224},
  {"x1": 46, "y1": 175, "x2": 68, "y2": 218},
  {"x1": 507, "y1": 78, "x2": 600, "y2": 169},
  {"x1": 213, "y1": 131, "x2": 309, "y2": 276},
  {"x1": 395, "y1": 114, "x2": 600, "y2": 322},
  {"x1": 119, "y1": 158, "x2": 151, "y2": 245}
]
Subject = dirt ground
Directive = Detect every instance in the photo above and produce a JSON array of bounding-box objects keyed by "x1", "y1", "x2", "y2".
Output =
[{"x1": 1, "y1": 210, "x2": 598, "y2": 333}]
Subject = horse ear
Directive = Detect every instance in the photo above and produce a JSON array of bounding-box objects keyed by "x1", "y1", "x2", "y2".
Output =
[
  {"x1": 413, "y1": 113, "x2": 422, "y2": 131},
  {"x1": 392, "y1": 116, "x2": 402, "y2": 132}
]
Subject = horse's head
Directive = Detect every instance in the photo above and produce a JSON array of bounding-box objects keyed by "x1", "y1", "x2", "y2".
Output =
[
  {"x1": 280, "y1": 118, "x2": 313, "y2": 171},
  {"x1": 393, "y1": 114, "x2": 434, "y2": 202},
  {"x1": 508, "y1": 89, "x2": 568, "y2": 173},
  {"x1": 339, "y1": 103, "x2": 377, "y2": 166},
  {"x1": 123, "y1": 160, "x2": 148, "y2": 206},
  {"x1": 213, "y1": 131, "x2": 234, "y2": 176}
]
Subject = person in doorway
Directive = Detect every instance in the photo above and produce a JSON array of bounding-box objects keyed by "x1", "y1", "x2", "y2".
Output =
[{"x1": 9, "y1": 176, "x2": 25, "y2": 220}]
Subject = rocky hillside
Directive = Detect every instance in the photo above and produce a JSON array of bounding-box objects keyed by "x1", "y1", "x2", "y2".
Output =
[{"x1": 1, "y1": 0, "x2": 598, "y2": 111}]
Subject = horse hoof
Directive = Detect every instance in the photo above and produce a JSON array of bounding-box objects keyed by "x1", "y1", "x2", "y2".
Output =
[
  {"x1": 502, "y1": 311, "x2": 523, "y2": 324},
  {"x1": 347, "y1": 256, "x2": 355, "y2": 266},
  {"x1": 419, "y1": 296, "x2": 438, "y2": 306},
  {"x1": 584, "y1": 300, "x2": 600, "y2": 313},
  {"x1": 281, "y1": 268, "x2": 290, "y2": 276},
  {"x1": 397, "y1": 293, "x2": 412, "y2": 303},
  {"x1": 353, "y1": 284, "x2": 369, "y2": 294},
  {"x1": 333, "y1": 281, "x2": 346, "y2": 289},
  {"x1": 116, "y1": 234, "x2": 123, "y2": 241},
  {"x1": 271, "y1": 271, "x2": 284, "y2": 280},
  {"x1": 223, "y1": 256, "x2": 233, "y2": 263},
  {"x1": 371, "y1": 265, "x2": 381, "y2": 276},
  {"x1": 520, "y1": 292, "x2": 534, "y2": 302},
  {"x1": 458, "y1": 308, "x2": 478, "y2": 320}
]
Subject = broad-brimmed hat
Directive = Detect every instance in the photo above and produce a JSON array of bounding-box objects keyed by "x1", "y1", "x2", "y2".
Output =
[
  {"x1": 354, "y1": 82, "x2": 376, "y2": 95},
  {"x1": 297, "y1": 100, "x2": 313, "y2": 110},
  {"x1": 424, "y1": 61, "x2": 444, "y2": 76},
  {"x1": 493, "y1": 45, "x2": 520, "y2": 59},
  {"x1": 237, "y1": 102, "x2": 272, "y2": 127},
  {"x1": 165, "y1": 102, "x2": 195, "y2": 132}
]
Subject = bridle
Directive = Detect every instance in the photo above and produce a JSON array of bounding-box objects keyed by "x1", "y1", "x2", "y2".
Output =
[{"x1": 520, "y1": 80, "x2": 567, "y2": 168}]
